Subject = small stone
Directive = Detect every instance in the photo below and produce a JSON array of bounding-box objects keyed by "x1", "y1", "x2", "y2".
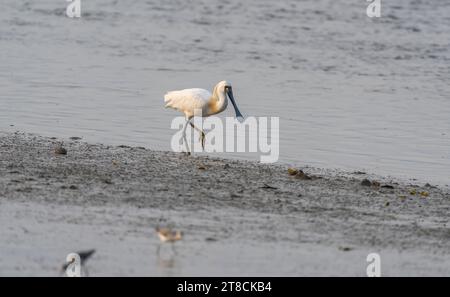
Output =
[
  {"x1": 288, "y1": 168, "x2": 299, "y2": 176},
  {"x1": 420, "y1": 191, "x2": 429, "y2": 197},
  {"x1": 102, "y1": 179, "x2": 112, "y2": 184},
  {"x1": 54, "y1": 146, "x2": 67, "y2": 155},
  {"x1": 361, "y1": 179, "x2": 372, "y2": 187}
]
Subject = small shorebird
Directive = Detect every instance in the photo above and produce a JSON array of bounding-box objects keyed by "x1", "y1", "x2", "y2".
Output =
[
  {"x1": 156, "y1": 227, "x2": 183, "y2": 255},
  {"x1": 164, "y1": 80, "x2": 244, "y2": 154},
  {"x1": 61, "y1": 249, "x2": 96, "y2": 277}
]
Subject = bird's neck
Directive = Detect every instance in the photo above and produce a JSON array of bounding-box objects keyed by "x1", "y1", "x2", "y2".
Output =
[{"x1": 209, "y1": 90, "x2": 228, "y2": 115}]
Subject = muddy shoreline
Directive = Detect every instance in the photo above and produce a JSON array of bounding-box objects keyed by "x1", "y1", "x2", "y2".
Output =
[{"x1": 0, "y1": 132, "x2": 449, "y2": 276}]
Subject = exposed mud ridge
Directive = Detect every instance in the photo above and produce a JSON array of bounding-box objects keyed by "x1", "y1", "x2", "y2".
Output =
[{"x1": 1, "y1": 132, "x2": 449, "y2": 276}]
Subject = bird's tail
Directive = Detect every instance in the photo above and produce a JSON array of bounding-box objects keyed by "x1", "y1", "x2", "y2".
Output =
[{"x1": 164, "y1": 92, "x2": 173, "y2": 108}]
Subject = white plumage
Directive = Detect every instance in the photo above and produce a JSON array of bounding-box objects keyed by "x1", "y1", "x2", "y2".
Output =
[
  {"x1": 164, "y1": 80, "x2": 244, "y2": 154},
  {"x1": 164, "y1": 88, "x2": 211, "y2": 118}
]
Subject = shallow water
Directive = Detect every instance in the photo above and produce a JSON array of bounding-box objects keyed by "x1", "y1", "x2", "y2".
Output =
[
  {"x1": 1, "y1": 0, "x2": 450, "y2": 184},
  {"x1": 2, "y1": 201, "x2": 449, "y2": 276}
]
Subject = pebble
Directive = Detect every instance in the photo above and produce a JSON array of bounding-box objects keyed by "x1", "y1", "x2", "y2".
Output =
[
  {"x1": 361, "y1": 179, "x2": 372, "y2": 186},
  {"x1": 54, "y1": 146, "x2": 67, "y2": 155},
  {"x1": 288, "y1": 168, "x2": 299, "y2": 176}
]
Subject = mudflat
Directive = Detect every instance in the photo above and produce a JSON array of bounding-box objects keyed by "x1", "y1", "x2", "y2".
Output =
[{"x1": 0, "y1": 132, "x2": 449, "y2": 276}]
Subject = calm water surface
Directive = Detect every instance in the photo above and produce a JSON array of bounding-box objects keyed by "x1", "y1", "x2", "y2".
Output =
[{"x1": 1, "y1": 0, "x2": 450, "y2": 184}]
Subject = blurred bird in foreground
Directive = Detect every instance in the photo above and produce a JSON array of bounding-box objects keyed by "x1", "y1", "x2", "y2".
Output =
[
  {"x1": 156, "y1": 227, "x2": 183, "y2": 255},
  {"x1": 60, "y1": 249, "x2": 96, "y2": 277}
]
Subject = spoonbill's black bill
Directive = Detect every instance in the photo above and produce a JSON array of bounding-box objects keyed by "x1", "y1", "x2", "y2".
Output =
[{"x1": 226, "y1": 87, "x2": 244, "y2": 122}]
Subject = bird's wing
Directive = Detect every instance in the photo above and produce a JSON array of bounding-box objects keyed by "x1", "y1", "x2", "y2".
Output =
[
  {"x1": 157, "y1": 228, "x2": 172, "y2": 236},
  {"x1": 164, "y1": 88, "x2": 211, "y2": 113},
  {"x1": 157, "y1": 227, "x2": 181, "y2": 239},
  {"x1": 78, "y1": 249, "x2": 96, "y2": 262}
]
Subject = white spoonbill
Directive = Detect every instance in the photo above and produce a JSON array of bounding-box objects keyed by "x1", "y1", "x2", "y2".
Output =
[{"x1": 164, "y1": 80, "x2": 244, "y2": 154}]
